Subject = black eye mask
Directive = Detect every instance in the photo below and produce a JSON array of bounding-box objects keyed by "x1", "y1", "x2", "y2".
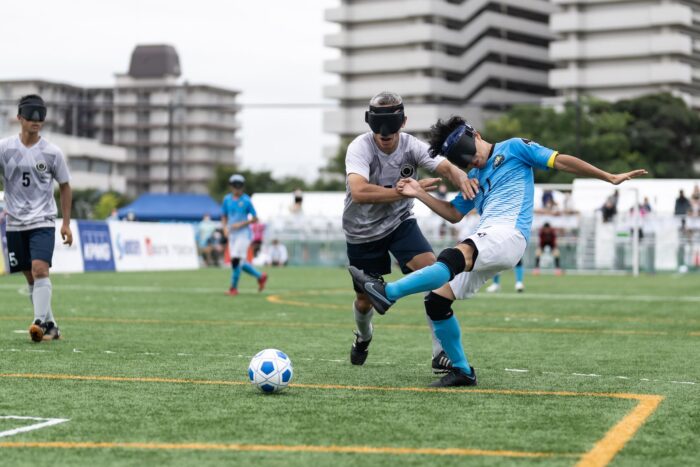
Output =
[
  {"x1": 365, "y1": 104, "x2": 404, "y2": 136},
  {"x1": 441, "y1": 124, "x2": 477, "y2": 168}
]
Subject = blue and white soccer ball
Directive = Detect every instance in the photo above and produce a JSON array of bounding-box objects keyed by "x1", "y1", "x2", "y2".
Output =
[{"x1": 248, "y1": 348, "x2": 293, "y2": 393}]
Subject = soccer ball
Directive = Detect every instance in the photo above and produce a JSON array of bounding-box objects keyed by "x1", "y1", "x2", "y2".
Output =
[{"x1": 248, "y1": 348, "x2": 293, "y2": 393}]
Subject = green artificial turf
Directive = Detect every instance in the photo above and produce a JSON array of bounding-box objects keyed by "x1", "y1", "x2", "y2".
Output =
[{"x1": 0, "y1": 267, "x2": 698, "y2": 466}]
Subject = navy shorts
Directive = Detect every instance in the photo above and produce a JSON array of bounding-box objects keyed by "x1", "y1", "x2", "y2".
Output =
[
  {"x1": 5, "y1": 227, "x2": 55, "y2": 273},
  {"x1": 347, "y1": 219, "x2": 433, "y2": 291}
]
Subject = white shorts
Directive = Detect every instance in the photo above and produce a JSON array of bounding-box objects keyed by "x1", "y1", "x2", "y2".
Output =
[
  {"x1": 228, "y1": 234, "x2": 251, "y2": 259},
  {"x1": 449, "y1": 225, "x2": 527, "y2": 300}
]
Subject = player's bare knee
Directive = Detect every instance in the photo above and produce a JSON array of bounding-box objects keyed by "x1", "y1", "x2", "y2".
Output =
[
  {"x1": 31, "y1": 261, "x2": 49, "y2": 279},
  {"x1": 354, "y1": 294, "x2": 373, "y2": 313},
  {"x1": 406, "y1": 252, "x2": 436, "y2": 271},
  {"x1": 424, "y1": 291, "x2": 454, "y2": 321}
]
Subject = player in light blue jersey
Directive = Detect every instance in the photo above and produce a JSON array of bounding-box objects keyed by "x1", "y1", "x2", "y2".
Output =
[
  {"x1": 350, "y1": 116, "x2": 647, "y2": 387},
  {"x1": 221, "y1": 174, "x2": 267, "y2": 296}
]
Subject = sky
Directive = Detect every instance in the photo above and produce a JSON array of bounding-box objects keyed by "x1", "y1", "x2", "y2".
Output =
[{"x1": 0, "y1": 0, "x2": 340, "y2": 181}]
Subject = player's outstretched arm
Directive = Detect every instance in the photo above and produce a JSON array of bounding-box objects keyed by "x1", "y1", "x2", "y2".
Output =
[
  {"x1": 59, "y1": 182, "x2": 73, "y2": 246},
  {"x1": 553, "y1": 154, "x2": 647, "y2": 185},
  {"x1": 348, "y1": 173, "x2": 406, "y2": 204},
  {"x1": 397, "y1": 178, "x2": 463, "y2": 223}
]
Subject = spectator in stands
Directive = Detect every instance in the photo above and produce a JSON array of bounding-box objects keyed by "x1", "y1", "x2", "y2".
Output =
[
  {"x1": 197, "y1": 214, "x2": 217, "y2": 267},
  {"x1": 249, "y1": 221, "x2": 265, "y2": 260},
  {"x1": 533, "y1": 222, "x2": 561, "y2": 275},
  {"x1": 674, "y1": 190, "x2": 691, "y2": 216},
  {"x1": 290, "y1": 188, "x2": 304, "y2": 213},
  {"x1": 691, "y1": 185, "x2": 700, "y2": 216},
  {"x1": 641, "y1": 197, "x2": 652, "y2": 214},
  {"x1": 108, "y1": 209, "x2": 119, "y2": 220},
  {"x1": 269, "y1": 239, "x2": 289, "y2": 267},
  {"x1": 601, "y1": 191, "x2": 618, "y2": 222},
  {"x1": 541, "y1": 189, "x2": 554, "y2": 208}
]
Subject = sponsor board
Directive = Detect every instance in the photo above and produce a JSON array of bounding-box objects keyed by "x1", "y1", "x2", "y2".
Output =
[
  {"x1": 78, "y1": 221, "x2": 115, "y2": 272},
  {"x1": 109, "y1": 221, "x2": 198, "y2": 271},
  {"x1": 52, "y1": 220, "x2": 84, "y2": 273}
]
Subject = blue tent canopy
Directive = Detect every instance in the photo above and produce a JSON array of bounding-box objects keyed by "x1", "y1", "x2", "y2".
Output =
[{"x1": 117, "y1": 193, "x2": 221, "y2": 222}]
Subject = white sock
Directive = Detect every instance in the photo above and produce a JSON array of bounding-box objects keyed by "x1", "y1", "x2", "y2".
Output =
[
  {"x1": 353, "y1": 302, "x2": 374, "y2": 341},
  {"x1": 32, "y1": 278, "x2": 52, "y2": 324},
  {"x1": 425, "y1": 312, "x2": 444, "y2": 358}
]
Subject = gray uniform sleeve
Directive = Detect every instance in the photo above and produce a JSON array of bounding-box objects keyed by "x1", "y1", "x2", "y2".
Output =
[
  {"x1": 412, "y1": 136, "x2": 446, "y2": 172},
  {"x1": 345, "y1": 138, "x2": 371, "y2": 181},
  {"x1": 53, "y1": 148, "x2": 71, "y2": 184}
]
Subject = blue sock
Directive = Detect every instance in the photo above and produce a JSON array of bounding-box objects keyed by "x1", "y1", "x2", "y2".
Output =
[
  {"x1": 515, "y1": 264, "x2": 524, "y2": 283},
  {"x1": 231, "y1": 265, "x2": 242, "y2": 288},
  {"x1": 492, "y1": 274, "x2": 501, "y2": 285},
  {"x1": 242, "y1": 262, "x2": 262, "y2": 279},
  {"x1": 432, "y1": 316, "x2": 471, "y2": 375},
  {"x1": 385, "y1": 262, "x2": 451, "y2": 301}
]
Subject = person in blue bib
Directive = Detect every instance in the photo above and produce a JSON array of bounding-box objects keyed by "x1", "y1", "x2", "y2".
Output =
[
  {"x1": 350, "y1": 116, "x2": 647, "y2": 387},
  {"x1": 221, "y1": 174, "x2": 267, "y2": 296}
]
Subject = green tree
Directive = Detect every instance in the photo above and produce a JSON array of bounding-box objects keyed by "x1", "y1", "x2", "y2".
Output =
[{"x1": 93, "y1": 192, "x2": 121, "y2": 219}]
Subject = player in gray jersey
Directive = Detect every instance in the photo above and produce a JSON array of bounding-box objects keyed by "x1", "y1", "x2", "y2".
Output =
[
  {"x1": 0, "y1": 95, "x2": 73, "y2": 342},
  {"x1": 345, "y1": 91, "x2": 479, "y2": 371}
]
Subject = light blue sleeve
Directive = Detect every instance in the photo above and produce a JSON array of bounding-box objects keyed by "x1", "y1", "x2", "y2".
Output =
[
  {"x1": 450, "y1": 193, "x2": 475, "y2": 215},
  {"x1": 221, "y1": 196, "x2": 229, "y2": 217},
  {"x1": 512, "y1": 138, "x2": 558, "y2": 171},
  {"x1": 247, "y1": 198, "x2": 258, "y2": 217}
]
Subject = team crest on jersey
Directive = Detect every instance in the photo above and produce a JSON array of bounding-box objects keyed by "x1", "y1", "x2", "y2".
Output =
[
  {"x1": 399, "y1": 163, "x2": 415, "y2": 178},
  {"x1": 238, "y1": 201, "x2": 244, "y2": 208},
  {"x1": 493, "y1": 154, "x2": 505, "y2": 168},
  {"x1": 35, "y1": 161, "x2": 48, "y2": 173}
]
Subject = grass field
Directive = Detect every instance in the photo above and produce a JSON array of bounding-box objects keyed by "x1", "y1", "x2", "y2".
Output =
[{"x1": 0, "y1": 267, "x2": 698, "y2": 466}]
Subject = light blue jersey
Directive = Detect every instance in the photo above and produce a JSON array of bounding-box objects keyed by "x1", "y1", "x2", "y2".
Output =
[
  {"x1": 450, "y1": 138, "x2": 557, "y2": 242},
  {"x1": 222, "y1": 193, "x2": 257, "y2": 240}
]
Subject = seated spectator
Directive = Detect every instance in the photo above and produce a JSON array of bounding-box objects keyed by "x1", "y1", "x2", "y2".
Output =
[
  {"x1": 641, "y1": 197, "x2": 652, "y2": 214},
  {"x1": 691, "y1": 185, "x2": 700, "y2": 216},
  {"x1": 249, "y1": 221, "x2": 266, "y2": 260},
  {"x1": 601, "y1": 198, "x2": 617, "y2": 222},
  {"x1": 269, "y1": 239, "x2": 289, "y2": 267},
  {"x1": 197, "y1": 214, "x2": 218, "y2": 267},
  {"x1": 290, "y1": 188, "x2": 304, "y2": 213}
]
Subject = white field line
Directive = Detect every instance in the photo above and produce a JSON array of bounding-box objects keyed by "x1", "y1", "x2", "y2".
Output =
[
  {"x1": 2, "y1": 283, "x2": 700, "y2": 303},
  {"x1": 0, "y1": 347, "x2": 695, "y2": 386},
  {"x1": 0, "y1": 416, "x2": 70, "y2": 438}
]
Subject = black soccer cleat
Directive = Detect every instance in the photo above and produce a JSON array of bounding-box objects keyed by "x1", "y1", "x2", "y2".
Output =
[
  {"x1": 429, "y1": 367, "x2": 477, "y2": 387},
  {"x1": 42, "y1": 321, "x2": 61, "y2": 341},
  {"x1": 431, "y1": 350, "x2": 453, "y2": 375},
  {"x1": 350, "y1": 331, "x2": 372, "y2": 365},
  {"x1": 348, "y1": 266, "x2": 395, "y2": 315}
]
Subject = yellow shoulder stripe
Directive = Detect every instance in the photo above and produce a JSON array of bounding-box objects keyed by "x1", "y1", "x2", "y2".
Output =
[{"x1": 546, "y1": 151, "x2": 559, "y2": 169}]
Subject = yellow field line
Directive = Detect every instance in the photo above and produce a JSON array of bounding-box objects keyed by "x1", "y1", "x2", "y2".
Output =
[
  {"x1": 0, "y1": 440, "x2": 572, "y2": 458},
  {"x1": 0, "y1": 373, "x2": 662, "y2": 466},
  {"x1": 575, "y1": 394, "x2": 664, "y2": 467},
  {"x1": 0, "y1": 315, "x2": 676, "y2": 336}
]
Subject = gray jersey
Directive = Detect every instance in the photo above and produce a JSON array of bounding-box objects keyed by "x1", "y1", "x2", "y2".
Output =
[
  {"x1": 0, "y1": 135, "x2": 71, "y2": 231},
  {"x1": 343, "y1": 132, "x2": 445, "y2": 244}
]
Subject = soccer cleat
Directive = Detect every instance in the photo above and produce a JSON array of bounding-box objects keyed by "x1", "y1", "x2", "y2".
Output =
[
  {"x1": 226, "y1": 287, "x2": 239, "y2": 296},
  {"x1": 431, "y1": 350, "x2": 453, "y2": 374},
  {"x1": 258, "y1": 273, "x2": 268, "y2": 292},
  {"x1": 28, "y1": 319, "x2": 45, "y2": 343},
  {"x1": 348, "y1": 266, "x2": 394, "y2": 315},
  {"x1": 486, "y1": 282, "x2": 500, "y2": 293},
  {"x1": 555, "y1": 268, "x2": 563, "y2": 276},
  {"x1": 429, "y1": 367, "x2": 477, "y2": 387},
  {"x1": 515, "y1": 281, "x2": 524, "y2": 293},
  {"x1": 350, "y1": 331, "x2": 372, "y2": 365},
  {"x1": 532, "y1": 268, "x2": 541, "y2": 276},
  {"x1": 42, "y1": 321, "x2": 61, "y2": 341}
]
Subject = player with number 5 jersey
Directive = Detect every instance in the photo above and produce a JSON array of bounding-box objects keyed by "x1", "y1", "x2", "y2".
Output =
[{"x1": 0, "y1": 94, "x2": 73, "y2": 342}]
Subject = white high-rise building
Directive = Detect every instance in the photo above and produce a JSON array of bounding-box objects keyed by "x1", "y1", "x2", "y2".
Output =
[
  {"x1": 549, "y1": 0, "x2": 700, "y2": 107},
  {"x1": 323, "y1": 0, "x2": 557, "y2": 138}
]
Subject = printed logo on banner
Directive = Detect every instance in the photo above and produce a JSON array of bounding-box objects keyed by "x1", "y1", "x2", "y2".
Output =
[
  {"x1": 78, "y1": 221, "x2": 116, "y2": 272},
  {"x1": 116, "y1": 234, "x2": 142, "y2": 259}
]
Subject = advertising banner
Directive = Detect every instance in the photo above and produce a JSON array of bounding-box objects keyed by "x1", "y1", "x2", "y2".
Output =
[
  {"x1": 52, "y1": 220, "x2": 84, "y2": 273},
  {"x1": 109, "y1": 221, "x2": 198, "y2": 271},
  {"x1": 78, "y1": 221, "x2": 116, "y2": 272}
]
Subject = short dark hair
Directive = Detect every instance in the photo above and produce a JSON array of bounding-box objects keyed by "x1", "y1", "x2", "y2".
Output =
[
  {"x1": 18, "y1": 94, "x2": 45, "y2": 107},
  {"x1": 427, "y1": 116, "x2": 468, "y2": 157}
]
